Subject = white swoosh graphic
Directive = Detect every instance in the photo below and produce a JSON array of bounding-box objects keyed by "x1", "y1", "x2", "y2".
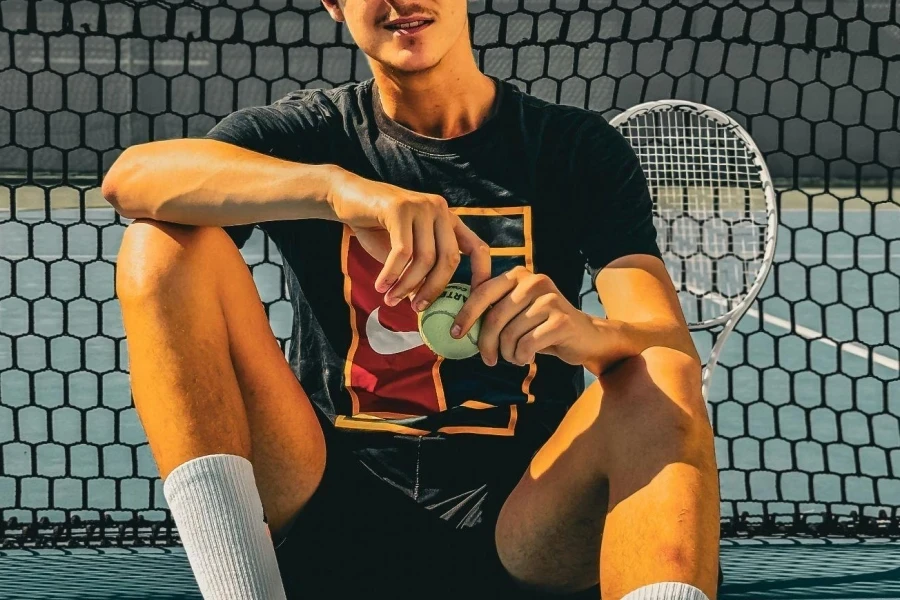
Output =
[{"x1": 365, "y1": 307, "x2": 425, "y2": 355}]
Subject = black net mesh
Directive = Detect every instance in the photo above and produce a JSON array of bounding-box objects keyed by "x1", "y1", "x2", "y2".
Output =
[{"x1": 1, "y1": 0, "x2": 898, "y2": 549}]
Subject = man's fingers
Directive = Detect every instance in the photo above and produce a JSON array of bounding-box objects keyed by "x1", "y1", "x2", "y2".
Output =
[
  {"x1": 513, "y1": 318, "x2": 563, "y2": 365},
  {"x1": 476, "y1": 288, "x2": 531, "y2": 365},
  {"x1": 453, "y1": 217, "x2": 492, "y2": 290},
  {"x1": 377, "y1": 207, "x2": 491, "y2": 311},
  {"x1": 411, "y1": 217, "x2": 460, "y2": 311},
  {"x1": 452, "y1": 273, "x2": 517, "y2": 339},
  {"x1": 377, "y1": 219, "x2": 413, "y2": 294},
  {"x1": 499, "y1": 310, "x2": 549, "y2": 365},
  {"x1": 386, "y1": 215, "x2": 436, "y2": 306}
]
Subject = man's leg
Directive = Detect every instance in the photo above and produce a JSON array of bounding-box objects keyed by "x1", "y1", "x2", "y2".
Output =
[
  {"x1": 117, "y1": 220, "x2": 326, "y2": 593},
  {"x1": 495, "y1": 347, "x2": 719, "y2": 600}
]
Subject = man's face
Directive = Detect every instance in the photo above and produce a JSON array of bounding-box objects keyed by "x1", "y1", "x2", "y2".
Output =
[{"x1": 325, "y1": 0, "x2": 469, "y2": 74}]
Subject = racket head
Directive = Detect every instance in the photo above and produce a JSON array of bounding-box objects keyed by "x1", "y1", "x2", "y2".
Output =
[{"x1": 610, "y1": 100, "x2": 778, "y2": 330}]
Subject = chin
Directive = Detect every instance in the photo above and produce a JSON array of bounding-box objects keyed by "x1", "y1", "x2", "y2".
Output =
[
  {"x1": 387, "y1": 56, "x2": 440, "y2": 74},
  {"x1": 377, "y1": 48, "x2": 442, "y2": 74}
]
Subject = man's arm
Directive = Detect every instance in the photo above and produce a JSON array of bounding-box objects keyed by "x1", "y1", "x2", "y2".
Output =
[
  {"x1": 573, "y1": 116, "x2": 699, "y2": 375},
  {"x1": 584, "y1": 254, "x2": 701, "y2": 376},
  {"x1": 102, "y1": 104, "x2": 492, "y2": 311},
  {"x1": 102, "y1": 139, "x2": 340, "y2": 224}
]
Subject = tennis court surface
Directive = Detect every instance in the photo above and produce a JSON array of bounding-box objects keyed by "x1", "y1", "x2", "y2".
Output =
[
  {"x1": 1, "y1": 0, "x2": 899, "y2": 598},
  {"x1": 1, "y1": 540, "x2": 898, "y2": 599}
]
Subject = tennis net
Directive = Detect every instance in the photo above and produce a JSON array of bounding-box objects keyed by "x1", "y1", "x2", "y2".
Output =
[{"x1": 0, "y1": 0, "x2": 898, "y2": 549}]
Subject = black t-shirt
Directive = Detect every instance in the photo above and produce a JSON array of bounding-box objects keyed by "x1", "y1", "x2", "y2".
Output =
[{"x1": 205, "y1": 78, "x2": 660, "y2": 444}]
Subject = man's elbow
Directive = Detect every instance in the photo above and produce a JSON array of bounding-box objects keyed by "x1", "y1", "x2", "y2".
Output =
[
  {"x1": 100, "y1": 168, "x2": 123, "y2": 213},
  {"x1": 679, "y1": 338, "x2": 703, "y2": 368},
  {"x1": 102, "y1": 147, "x2": 151, "y2": 219},
  {"x1": 664, "y1": 322, "x2": 702, "y2": 367}
]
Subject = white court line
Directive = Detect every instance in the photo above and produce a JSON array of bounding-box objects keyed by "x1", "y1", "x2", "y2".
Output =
[
  {"x1": 744, "y1": 306, "x2": 899, "y2": 371},
  {"x1": 779, "y1": 208, "x2": 899, "y2": 213},
  {"x1": 700, "y1": 295, "x2": 899, "y2": 372},
  {"x1": 773, "y1": 254, "x2": 899, "y2": 260}
]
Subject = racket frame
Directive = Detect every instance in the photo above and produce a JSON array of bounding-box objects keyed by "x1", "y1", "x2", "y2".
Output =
[{"x1": 609, "y1": 100, "x2": 779, "y2": 401}]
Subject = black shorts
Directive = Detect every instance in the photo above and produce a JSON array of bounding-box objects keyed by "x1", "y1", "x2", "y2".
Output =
[{"x1": 272, "y1": 405, "x2": 599, "y2": 600}]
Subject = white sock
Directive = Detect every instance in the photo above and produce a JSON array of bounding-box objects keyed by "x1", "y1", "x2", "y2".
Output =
[
  {"x1": 164, "y1": 454, "x2": 288, "y2": 600},
  {"x1": 622, "y1": 582, "x2": 709, "y2": 600}
]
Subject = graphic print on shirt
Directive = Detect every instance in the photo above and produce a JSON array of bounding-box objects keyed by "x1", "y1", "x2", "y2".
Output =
[{"x1": 336, "y1": 207, "x2": 536, "y2": 436}]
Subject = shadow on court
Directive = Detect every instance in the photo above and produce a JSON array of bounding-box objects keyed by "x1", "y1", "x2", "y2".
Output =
[
  {"x1": 0, "y1": 541, "x2": 898, "y2": 599},
  {"x1": 719, "y1": 541, "x2": 900, "y2": 600}
]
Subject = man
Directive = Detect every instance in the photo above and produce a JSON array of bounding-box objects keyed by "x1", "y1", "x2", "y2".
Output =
[{"x1": 103, "y1": 0, "x2": 720, "y2": 597}]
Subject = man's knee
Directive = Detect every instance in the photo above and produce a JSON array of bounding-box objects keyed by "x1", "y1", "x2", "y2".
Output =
[
  {"x1": 116, "y1": 219, "x2": 235, "y2": 300},
  {"x1": 598, "y1": 347, "x2": 711, "y2": 462}
]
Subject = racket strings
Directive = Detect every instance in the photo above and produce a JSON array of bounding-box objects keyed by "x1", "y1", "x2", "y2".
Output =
[{"x1": 620, "y1": 109, "x2": 769, "y2": 325}]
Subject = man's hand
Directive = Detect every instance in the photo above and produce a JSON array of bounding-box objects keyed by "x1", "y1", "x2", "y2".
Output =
[
  {"x1": 451, "y1": 266, "x2": 618, "y2": 371},
  {"x1": 326, "y1": 168, "x2": 491, "y2": 311}
]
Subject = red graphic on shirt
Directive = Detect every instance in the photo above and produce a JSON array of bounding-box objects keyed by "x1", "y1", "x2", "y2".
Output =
[{"x1": 343, "y1": 232, "x2": 444, "y2": 417}]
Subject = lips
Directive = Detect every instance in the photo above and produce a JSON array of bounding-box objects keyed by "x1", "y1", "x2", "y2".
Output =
[{"x1": 385, "y1": 18, "x2": 433, "y2": 34}]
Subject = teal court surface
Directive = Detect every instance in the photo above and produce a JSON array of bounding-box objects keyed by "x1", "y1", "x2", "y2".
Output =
[{"x1": 0, "y1": 540, "x2": 897, "y2": 599}]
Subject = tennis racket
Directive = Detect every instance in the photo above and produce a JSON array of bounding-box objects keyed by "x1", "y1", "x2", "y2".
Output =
[{"x1": 609, "y1": 100, "x2": 779, "y2": 401}]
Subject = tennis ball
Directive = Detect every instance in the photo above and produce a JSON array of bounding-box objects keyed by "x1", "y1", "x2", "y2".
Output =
[{"x1": 417, "y1": 283, "x2": 481, "y2": 360}]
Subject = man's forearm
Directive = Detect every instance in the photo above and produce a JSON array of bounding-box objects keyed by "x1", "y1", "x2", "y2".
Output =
[
  {"x1": 582, "y1": 315, "x2": 701, "y2": 378},
  {"x1": 102, "y1": 139, "x2": 340, "y2": 225}
]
